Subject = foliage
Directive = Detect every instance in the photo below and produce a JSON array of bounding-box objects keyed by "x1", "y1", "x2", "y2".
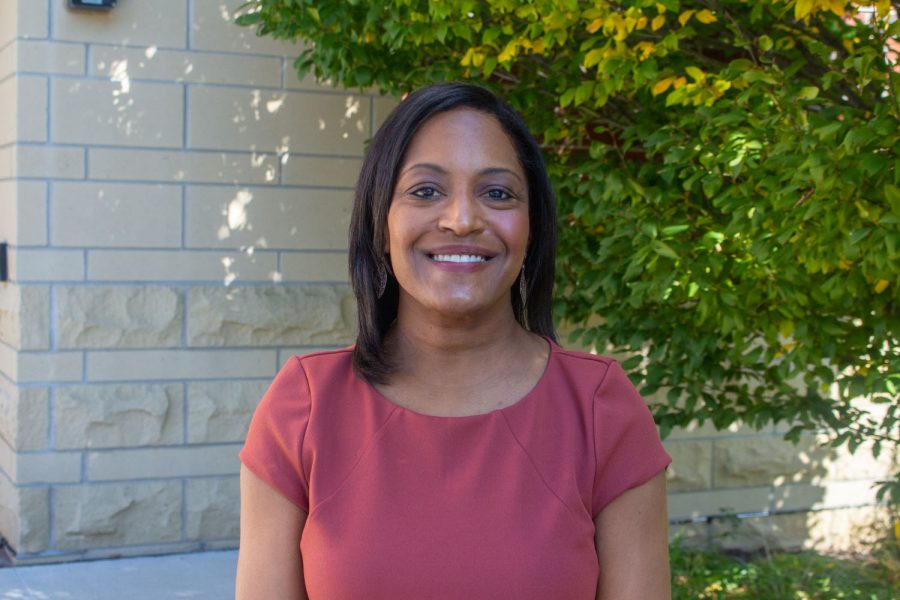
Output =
[
  {"x1": 669, "y1": 539, "x2": 898, "y2": 598},
  {"x1": 237, "y1": 0, "x2": 900, "y2": 495}
]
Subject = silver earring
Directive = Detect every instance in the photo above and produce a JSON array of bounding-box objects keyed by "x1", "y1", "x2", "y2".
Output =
[
  {"x1": 375, "y1": 262, "x2": 387, "y2": 299},
  {"x1": 518, "y1": 264, "x2": 528, "y2": 327}
]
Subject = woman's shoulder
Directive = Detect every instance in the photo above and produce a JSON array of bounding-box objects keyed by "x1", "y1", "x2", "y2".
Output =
[{"x1": 547, "y1": 341, "x2": 620, "y2": 384}]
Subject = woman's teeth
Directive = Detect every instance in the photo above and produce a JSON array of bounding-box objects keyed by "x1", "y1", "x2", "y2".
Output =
[{"x1": 431, "y1": 254, "x2": 486, "y2": 263}]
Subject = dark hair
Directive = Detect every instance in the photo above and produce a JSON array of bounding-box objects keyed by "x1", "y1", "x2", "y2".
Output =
[{"x1": 349, "y1": 82, "x2": 557, "y2": 383}]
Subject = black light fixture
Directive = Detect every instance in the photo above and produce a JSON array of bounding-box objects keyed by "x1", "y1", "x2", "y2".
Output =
[{"x1": 67, "y1": 0, "x2": 117, "y2": 11}]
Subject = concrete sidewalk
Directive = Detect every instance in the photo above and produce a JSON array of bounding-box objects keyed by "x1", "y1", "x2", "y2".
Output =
[{"x1": 0, "y1": 549, "x2": 237, "y2": 599}]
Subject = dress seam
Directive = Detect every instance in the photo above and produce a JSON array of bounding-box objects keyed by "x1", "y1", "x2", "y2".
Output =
[
  {"x1": 590, "y1": 360, "x2": 614, "y2": 519},
  {"x1": 305, "y1": 403, "x2": 401, "y2": 522},
  {"x1": 499, "y1": 411, "x2": 587, "y2": 526}
]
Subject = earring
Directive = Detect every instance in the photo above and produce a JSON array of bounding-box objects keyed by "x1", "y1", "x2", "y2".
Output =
[
  {"x1": 375, "y1": 261, "x2": 387, "y2": 299},
  {"x1": 518, "y1": 264, "x2": 528, "y2": 328}
]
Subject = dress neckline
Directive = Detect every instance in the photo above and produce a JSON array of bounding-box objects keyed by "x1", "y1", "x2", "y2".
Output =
[{"x1": 365, "y1": 336, "x2": 558, "y2": 420}]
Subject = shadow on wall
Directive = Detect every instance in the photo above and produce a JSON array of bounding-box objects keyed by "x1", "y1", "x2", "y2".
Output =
[{"x1": 666, "y1": 421, "x2": 897, "y2": 554}]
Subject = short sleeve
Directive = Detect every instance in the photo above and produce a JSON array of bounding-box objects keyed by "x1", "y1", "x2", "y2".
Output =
[
  {"x1": 592, "y1": 360, "x2": 671, "y2": 516},
  {"x1": 239, "y1": 356, "x2": 311, "y2": 512}
]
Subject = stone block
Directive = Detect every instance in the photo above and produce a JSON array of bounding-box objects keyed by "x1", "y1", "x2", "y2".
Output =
[
  {"x1": 281, "y1": 156, "x2": 362, "y2": 188},
  {"x1": 88, "y1": 249, "x2": 278, "y2": 283},
  {"x1": 51, "y1": 79, "x2": 183, "y2": 148},
  {"x1": 86, "y1": 349, "x2": 277, "y2": 381},
  {"x1": 16, "y1": 351, "x2": 83, "y2": 384},
  {"x1": 713, "y1": 435, "x2": 826, "y2": 487},
  {"x1": 55, "y1": 383, "x2": 183, "y2": 449},
  {"x1": 54, "y1": 481, "x2": 182, "y2": 549},
  {"x1": 186, "y1": 477, "x2": 240, "y2": 540},
  {"x1": 187, "y1": 87, "x2": 369, "y2": 155},
  {"x1": 0, "y1": 180, "x2": 48, "y2": 246},
  {"x1": 0, "y1": 480, "x2": 50, "y2": 555},
  {"x1": 14, "y1": 451, "x2": 82, "y2": 484},
  {"x1": 668, "y1": 522, "x2": 709, "y2": 547},
  {"x1": 89, "y1": 148, "x2": 279, "y2": 185},
  {"x1": 190, "y1": 1, "x2": 297, "y2": 55},
  {"x1": 819, "y1": 438, "x2": 898, "y2": 482},
  {"x1": 185, "y1": 186, "x2": 352, "y2": 250},
  {"x1": 187, "y1": 284, "x2": 355, "y2": 347},
  {"x1": 0, "y1": 381, "x2": 49, "y2": 452},
  {"x1": 663, "y1": 440, "x2": 712, "y2": 492},
  {"x1": 281, "y1": 252, "x2": 349, "y2": 283},
  {"x1": 52, "y1": 182, "x2": 181, "y2": 248},
  {"x1": 17, "y1": 0, "x2": 49, "y2": 40},
  {"x1": 56, "y1": 286, "x2": 182, "y2": 349},
  {"x1": 668, "y1": 487, "x2": 771, "y2": 521},
  {"x1": 373, "y1": 94, "x2": 399, "y2": 133},
  {"x1": 17, "y1": 40, "x2": 86, "y2": 75},
  {"x1": 0, "y1": 284, "x2": 50, "y2": 350},
  {"x1": 711, "y1": 505, "x2": 891, "y2": 554},
  {"x1": 16, "y1": 145, "x2": 85, "y2": 179},
  {"x1": 772, "y1": 480, "x2": 879, "y2": 512},
  {"x1": 12, "y1": 249, "x2": 85, "y2": 282},
  {"x1": 0, "y1": 145, "x2": 12, "y2": 178},
  {"x1": 187, "y1": 380, "x2": 269, "y2": 443},
  {"x1": 87, "y1": 444, "x2": 241, "y2": 480},
  {"x1": 16, "y1": 76, "x2": 48, "y2": 142},
  {"x1": 19, "y1": 487, "x2": 50, "y2": 554},
  {"x1": 0, "y1": 343, "x2": 15, "y2": 382},
  {"x1": 54, "y1": 0, "x2": 186, "y2": 48},
  {"x1": 0, "y1": 76, "x2": 47, "y2": 144},
  {"x1": 91, "y1": 46, "x2": 281, "y2": 87}
]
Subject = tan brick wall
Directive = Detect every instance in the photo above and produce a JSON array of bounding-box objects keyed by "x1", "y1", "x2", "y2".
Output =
[
  {"x1": 0, "y1": 0, "x2": 893, "y2": 565},
  {"x1": 0, "y1": 0, "x2": 367, "y2": 563}
]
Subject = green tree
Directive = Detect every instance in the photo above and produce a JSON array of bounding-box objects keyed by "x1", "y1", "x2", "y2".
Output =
[{"x1": 238, "y1": 0, "x2": 899, "y2": 498}]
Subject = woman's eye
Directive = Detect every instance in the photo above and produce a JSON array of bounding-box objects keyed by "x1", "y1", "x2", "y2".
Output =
[
  {"x1": 486, "y1": 188, "x2": 512, "y2": 200},
  {"x1": 412, "y1": 186, "x2": 439, "y2": 199}
]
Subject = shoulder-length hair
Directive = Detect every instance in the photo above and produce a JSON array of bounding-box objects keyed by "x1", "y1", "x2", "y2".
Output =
[{"x1": 349, "y1": 82, "x2": 557, "y2": 383}]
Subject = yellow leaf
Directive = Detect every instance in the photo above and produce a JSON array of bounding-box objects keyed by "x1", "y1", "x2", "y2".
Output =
[
  {"x1": 636, "y1": 16, "x2": 648, "y2": 29},
  {"x1": 583, "y1": 48, "x2": 604, "y2": 68},
  {"x1": 652, "y1": 76, "x2": 675, "y2": 96},
  {"x1": 894, "y1": 519, "x2": 900, "y2": 542},
  {"x1": 827, "y1": 0, "x2": 845, "y2": 16},
  {"x1": 678, "y1": 10, "x2": 695, "y2": 26},
  {"x1": 586, "y1": 18, "x2": 602, "y2": 34},
  {"x1": 460, "y1": 47, "x2": 475, "y2": 67},
  {"x1": 838, "y1": 259, "x2": 853, "y2": 270},
  {"x1": 779, "y1": 320, "x2": 795, "y2": 339},
  {"x1": 673, "y1": 76, "x2": 687, "y2": 89},
  {"x1": 652, "y1": 15, "x2": 665, "y2": 31},
  {"x1": 532, "y1": 38, "x2": 546, "y2": 54},
  {"x1": 655, "y1": 2, "x2": 667, "y2": 14},
  {"x1": 498, "y1": 40, "x2": 517, "y2": 63},
  {"x1": 877, "y1": 0, "x2": 891, "y2": 18},
  {"x1": 696, "y1": 9, "x2": 717, "y2": 24},
  {"x1": 685, "y1": 65, "x2": 705, "y2": 81},
  {"x1": 875, "y1": 279, "x2": 890, "y2": 294},
  {"x1": 794, "y1": 0, "x2": 813, "y2": 20},
  {"x1": 635, "y1": 41, "x2": 656, "y2": 60},
  {"x1": 472, "y1": 51, "x2": 485, "y2": 67}
]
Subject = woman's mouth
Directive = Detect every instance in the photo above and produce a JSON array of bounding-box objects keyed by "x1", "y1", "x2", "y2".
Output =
[{"x1": 429, "y1": 254, "x2": 488, "y2": 263}]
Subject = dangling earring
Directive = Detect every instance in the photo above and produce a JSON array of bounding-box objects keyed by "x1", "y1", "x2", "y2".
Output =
[
  {"x1": 375, "y1": 261, "x2": 387, "y2": 299},
  {"x1": 518, "y1": 264, "x2": 528, "y2": 328}
]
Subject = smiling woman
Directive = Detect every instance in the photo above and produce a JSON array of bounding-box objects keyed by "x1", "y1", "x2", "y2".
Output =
[{"x1": 236, "y1": 83, "x2": 672, "y2": 600}]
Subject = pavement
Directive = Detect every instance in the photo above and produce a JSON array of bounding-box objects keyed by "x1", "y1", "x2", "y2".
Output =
[{"x1": 0, "y1": 549, "x2": 237, "y2": 599}]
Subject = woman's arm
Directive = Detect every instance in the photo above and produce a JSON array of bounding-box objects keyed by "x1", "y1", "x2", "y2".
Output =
[
  {"x1": 236, "y1": 465, "x2": 308, "y2": 600},
  {"x1": 595, "y1": 470, "x2": 670, "y2": 600}
]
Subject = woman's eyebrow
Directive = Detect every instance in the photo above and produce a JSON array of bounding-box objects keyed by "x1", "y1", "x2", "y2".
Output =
[{"x1": 400, "y1": 163, "x2": 523, "y2": 183}]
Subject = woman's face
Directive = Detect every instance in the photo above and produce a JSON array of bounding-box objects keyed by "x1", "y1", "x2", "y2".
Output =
[{"x1": 386, "y1": 108, "x2": 530, "y2": 322}]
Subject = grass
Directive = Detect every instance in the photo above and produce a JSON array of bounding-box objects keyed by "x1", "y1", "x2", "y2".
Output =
[{"x1": 670, "y1": 539, "x2": 900, "y2": 599}]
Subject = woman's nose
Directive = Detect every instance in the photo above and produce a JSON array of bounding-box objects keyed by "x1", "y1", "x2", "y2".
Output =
[{"x1": 437, "y1": 192, "x2": 484, "y2": 235}]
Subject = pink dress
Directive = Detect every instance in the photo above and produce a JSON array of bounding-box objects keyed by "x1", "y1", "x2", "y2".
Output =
[{"x1": 240, "y1": 341, "x2": 670, "y2": 599}]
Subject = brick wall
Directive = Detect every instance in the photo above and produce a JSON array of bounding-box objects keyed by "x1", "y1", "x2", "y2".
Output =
[
  {"x1": 0, "y1": 0, "x2": 392, "y2": 563},
  {"x1": 0, "y1": 0, "x2": 894, "y2": 564}
]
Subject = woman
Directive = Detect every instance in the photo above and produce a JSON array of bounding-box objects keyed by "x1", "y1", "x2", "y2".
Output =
[{"x1": 236, "y1": 83, "x2": 671, "y2": 599}]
